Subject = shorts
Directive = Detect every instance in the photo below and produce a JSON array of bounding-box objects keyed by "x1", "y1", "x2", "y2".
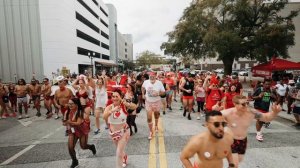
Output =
[
  {"x1": 231, "y1": 137, "x2": 247, "y2": 154},
  {"x1": 44, "y1": 95, "x2": 54, "y2": 101},
  {"x1": 145, "y1": 100, "x2": 161, "y2": 112},
  {"x1": 17, "y1": 96, "x2": 28, "y2": 104},
  {"x1": 293, "y1": 106, "x2": 300, "y2": 115},
  {"x1": 182, "y1": 96, "x2": 194, "y2": 100},
  {"x1": 32, "y1": 95, "x2": 40, "y2": 102},
  {"x1": 166, "y1": 90, "x2": 173, "y2": 96},
  {"x1": 2, "y1": 96, "x2": 9, "y2": 103}
]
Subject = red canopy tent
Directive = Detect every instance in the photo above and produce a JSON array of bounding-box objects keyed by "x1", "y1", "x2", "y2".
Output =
[{"x1": 252, "y1": 57, "x2": 300, "y2": 77}]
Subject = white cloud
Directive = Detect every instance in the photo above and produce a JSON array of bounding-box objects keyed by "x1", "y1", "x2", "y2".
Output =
[{"x1": 103, "y1": 0, "x2": 193, "y2": 59}]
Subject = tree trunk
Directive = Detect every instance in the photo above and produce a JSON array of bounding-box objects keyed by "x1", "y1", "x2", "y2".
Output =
[{"x1": 222, "y1": 57, "x2": 234, "y2": 76}]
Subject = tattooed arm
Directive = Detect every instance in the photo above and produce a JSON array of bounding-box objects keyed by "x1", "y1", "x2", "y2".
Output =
[{"x1": 251, "y1": 104, "x2": 282, "y2": 122}]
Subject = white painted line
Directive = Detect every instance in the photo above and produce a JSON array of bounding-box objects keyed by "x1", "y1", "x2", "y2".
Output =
[
  {"x1": 18, "y1": 120, "x2": 32, "y2": 127},
  {"x1": 0, "y1": 145, "x2": 35, "y2": 166},
  {"x1": 0, "y1": 126, "x2": 64, "y2": 166}
]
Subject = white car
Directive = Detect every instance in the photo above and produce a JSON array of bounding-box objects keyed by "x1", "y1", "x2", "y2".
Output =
[{"x1": 238, "y1": 71, "x2": 248, "y2": 76}]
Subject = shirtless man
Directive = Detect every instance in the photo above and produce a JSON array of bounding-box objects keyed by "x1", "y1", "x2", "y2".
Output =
[
  {"x1": 220, "y1": 95, "x2": 282, "y2": 167},
  {"x1": 29, "y1": 79, "x2": 42, "y2": 117},
  {"x1": 15, "y1": 79, "x2": 29, "y2": 119},
  {"x1": 54, "y1": 76, "x2": 73, "y2": 120},
  {"x1": 180, "y1": 111, "x2": 234, "y2": 168},
  {"x1": 0, "y1": 80, "x2": 10, "y2": 118},
  {"x1": 41, "y1": 78, "x2": 54, "y2": 118}
]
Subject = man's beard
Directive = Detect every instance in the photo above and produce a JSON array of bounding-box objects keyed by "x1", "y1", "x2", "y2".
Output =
[{"x1": 210, "y1": 131, "x2": 224, "y2": 139}]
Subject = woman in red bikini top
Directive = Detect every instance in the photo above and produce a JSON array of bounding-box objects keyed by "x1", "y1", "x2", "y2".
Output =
[
  {"x1": 72, "y1": 78, "x2": 92, "y2": 110},
  {"x1": 103, "y1": 89, "x2": 137, "y2": 168},
  {"x1": 63, "y1": 98, "x2": 96, "y2": 168}
]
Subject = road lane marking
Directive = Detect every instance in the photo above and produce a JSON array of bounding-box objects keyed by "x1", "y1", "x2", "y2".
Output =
[
  {"x1": 158, "y1": 118, "x2": 168, "y2": 168},
  {"x1": 0, "y1": 145, "x2": 36, "y2": 166},
  {"x1": 148, "y1": 113, "x2": 157, "y2": 168},
  {"x1": 0, "y1": 126, "x2": 64, "y2": 166}
]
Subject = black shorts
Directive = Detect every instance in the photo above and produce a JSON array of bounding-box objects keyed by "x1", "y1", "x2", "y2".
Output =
[
  {"x1": 231, "y1": 137, "x2": 247, "y2": 154},
  {"x1": 32, "y1": 95, "x2": 40, "y2": 102},
  {"x1": 2, "y1": 96, "x2": 9, "y2": 103}
]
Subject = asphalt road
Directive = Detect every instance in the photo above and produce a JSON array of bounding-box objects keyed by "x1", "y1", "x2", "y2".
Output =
[{"x1": 0, "y1": 99, "x2": 300, "y2": 168}]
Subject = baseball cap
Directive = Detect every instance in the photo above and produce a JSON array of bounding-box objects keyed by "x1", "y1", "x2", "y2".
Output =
[{"x1": 56, "y1": 76, "x2": 65, "y2": 82}]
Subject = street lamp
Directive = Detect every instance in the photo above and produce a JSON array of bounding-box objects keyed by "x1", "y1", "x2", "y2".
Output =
[{"x1": 88, "y1": 52, "x2": 94, "y2": 76}]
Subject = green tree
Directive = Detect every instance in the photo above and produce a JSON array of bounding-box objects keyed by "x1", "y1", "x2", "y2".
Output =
[
  {"x1": 123, "y1": 60, "x2": 135, "y2": 70},
  {"x1": 136, "y1": 50, "x2": 167, "y2": 68},
  {"x1": 161, "y1": 0, "x2": 299, "y2": 75}
]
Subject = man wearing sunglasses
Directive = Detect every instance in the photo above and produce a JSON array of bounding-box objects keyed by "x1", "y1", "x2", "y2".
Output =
[
  {"x1": 180, "y1": 111, "x2": 235, "y2": 168},
  {"x1": 221, "y1": 95, "x2": 281, "y2": 168}
]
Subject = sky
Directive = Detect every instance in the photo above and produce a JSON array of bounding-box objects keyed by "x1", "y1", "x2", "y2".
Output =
[{"x1": 103, "y1": 0, "x2": 193, "y2": 59}]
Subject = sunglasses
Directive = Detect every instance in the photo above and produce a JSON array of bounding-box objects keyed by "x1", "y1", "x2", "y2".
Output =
[{"x1": 208, "y1": 122, "x2": 227, "y2": 128}]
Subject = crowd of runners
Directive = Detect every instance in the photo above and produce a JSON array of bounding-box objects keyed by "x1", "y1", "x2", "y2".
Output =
[{"x1": 0, "y1": 70, "x2": 300, "y2": 168}]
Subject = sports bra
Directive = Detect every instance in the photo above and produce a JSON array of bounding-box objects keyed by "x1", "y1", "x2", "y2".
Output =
[{"x1": 108, "y1": 104, "x2": 128, "y2": 125}]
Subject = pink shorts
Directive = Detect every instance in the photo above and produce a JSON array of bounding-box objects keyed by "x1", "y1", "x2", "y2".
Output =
[{"x1": 145, "y1": 100, "x2": 161, "y2": 112}]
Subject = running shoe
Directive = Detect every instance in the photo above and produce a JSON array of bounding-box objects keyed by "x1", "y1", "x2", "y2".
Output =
[
  {"x1": 264, "y1": 122, "x2": 270, "y2": 128},
  {"x1": 70, "y1": 159, "x2": 78, "y2": 168},
  {"x1": 122, "y1": 154, "x2": 128, "y2": 167},
  {"x1": 90, "y1": 144, "x2": 96, "y2": 155},
  {"x1": 148, "y1": 132, "x2": 153, "y2": 140},
  {"x1": 256, "y1": 133, "x2": 263, "y2": 142},
  {"x1": 197, "y1": 116, "x2": 201, "y2": 120},
  {"x1": 54, "y1": 115, "x2": 60, "y2": 120},
  {"x1": 163, "y1": 111, "x2": 166, "y2": 115},
  {"x1": 180, "y1": 106, "x2": 183, "y2": 110},
  {"x1": 11, "y1": 112, "x2": 17, "y2": 117},
  {"x1": 18, "y1": 115, "x2": 22, "y2": 120},
  {"x1": 169, "y1": 107, "x2": 172, "y2": 111},
  {"x1": 4, "y1": 113, "x2": 9, "y2": 117},
  {"x1": 183, "y1": 110, "x2": 186, "y2": 117},
  {"x1": 187, "y1": 114, "x2": 191, "y2": 120},
  {"x1": 25, "y1": 115, "x2": 29, "y2": 118},
  {"x1": 94, "y1": 129, "x2": 100, "y2": 135},
  {"x1": 155, "y1": 126, "x2": 159, "y2": 133},
  {"x1": 174, "y1": 99, "x2": 177, "y2": 102},
  {"x1": 1, "y1": 115, "x2": 7, "y2": 119},
  {"x1": 36, "y1": 112, "x2": 41, "y2": 117}
]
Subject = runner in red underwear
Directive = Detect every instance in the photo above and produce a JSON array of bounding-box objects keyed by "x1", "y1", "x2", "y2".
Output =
[
  {"x1": 63, "y1": 98, "x2": 96, "y2": 168},
  {"x1": 179, "y1": 73, "x2": 195, "y2": 120},
  {"x1": 103, "y1": 89, "x2": 137, "y2": 168},
  {"x1": 72, "y1": 78, "x2": 92, "y2": 119}
]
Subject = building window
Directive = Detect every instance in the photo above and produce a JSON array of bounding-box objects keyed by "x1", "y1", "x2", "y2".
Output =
[
  {"x1": 125, "y1": 54, "x2": 127, "y2": 58},
  {"x1": 102, "y1": 54, "x2": 110, "y2": 60},
  {"x1": 92, "y1": 0, "x2": 98, "y2": 6},
  {"x1": 76, "y1": 12, "x2": 99, "y2": 33},
  {"x1": 100, "y1": 19, "x2": 108, "y2": 27},
  {"x1": 77, "y1": 29, "x2": 100, "y2": 46},
  {"x1": 77, "y1": 47, "x2": 101, "y2": 58},
  {"x1": 101, "y1": 42, "x2": 109, "y2": 50},
  {"x1": 77, "y1": 0, "x2": 99, "y2": 19},
  {"x1": 101, "y1": 31, "x2": 109, "y2": 39},
  {"x1": 125, "y1": 48, "x2": 127, "y2": 52},
  {"x1": 100, "y1": 6, "x2": 108, "y2": 17}
]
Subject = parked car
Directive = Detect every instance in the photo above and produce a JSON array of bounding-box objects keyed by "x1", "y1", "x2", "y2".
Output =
[
  {"x1": 239, "y1": 70, "x2": 248, "y2": 76},
  {"x1": 232, "y1": 69, "x2": 239, "y2": 76},
  {"x1": 214, "y1": 68, "x2": 224, "y2": 74}
]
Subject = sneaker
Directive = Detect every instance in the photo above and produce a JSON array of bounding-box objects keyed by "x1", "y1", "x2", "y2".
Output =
[
  {"x1": 94, "y1": 129, "x2": 100, "y2": 135},
  {"x1": 122, "y1": 154, "x2": 128, "y2": 167},
  {"x1": 90, "y1": 144, "x2": 96, "y2": 155},
  {"x1": 4, "y1": 113, "x2": 9, "y2": 117},
  {"x1": 169, "y1": 107, "x2": 172, "y2": 111},
  {"x1": 187, "y1": 114, "x2": 191, "y2": 120},
  {"x1": 54, "y1": 115, "x2": 60, "y2": 120},
  {"x1": 163, "y1": 111, "x2": 166, "y2": 115},
  {"x1": 25, "y1": 115, "x2": 29, "y2": 118},
  {"x1": 256, "y1": 133, "x2": 263, "y2": 142},
  {"x1": 2, "y1": 115, "x2": 7, "y2": 119},
  {"x1": 148, "y1": 132, "x2": 153, "y2": 140},
  {"x1": 183, "y1": 110, "x2": 186, "y2": 117},
  {"x1": 174, "y1": 99, "x2": 177, "y2": 102},
  {"x1": 36, "y1": 112, "x2": 41, "y2": 117},
  {"x1": 46, "y1": 113, "x2": 53, "y2": 119},
  {"x1": 11, "y1": 112, "x2": 17, "y2": 117},
  {"x1": 18, "y1": 115, "x2": 22, "y2": 120},
  {"x1": 70, "y1": 159, "x2": 78, "y2": 168},
  {"x1": 0, "y1": 117, "x2": 2, "y2": 120},
  {"x1": 264, "y1": 122, "x2": 270, "y2": 128},
  {"x1": 180, "y1": 106, "x2": 183, "y2": 110},
  {"x1": 197, "y1": 116, "x2": 201, "y2": 120},
  {"x1": 155, "y1": 126, "x2": 159, "y2": 133},
  {"x1": 105, "y1": 125, "x2": 109, "y2": 130}
]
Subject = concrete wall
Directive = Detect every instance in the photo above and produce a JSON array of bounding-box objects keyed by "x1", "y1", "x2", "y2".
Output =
[
  {"x1": 0, "y1": 0, "x2": 43, "y2": 82},
  {"x1": 107, "y1": 4, "x2": 118, "y2": 64}
]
